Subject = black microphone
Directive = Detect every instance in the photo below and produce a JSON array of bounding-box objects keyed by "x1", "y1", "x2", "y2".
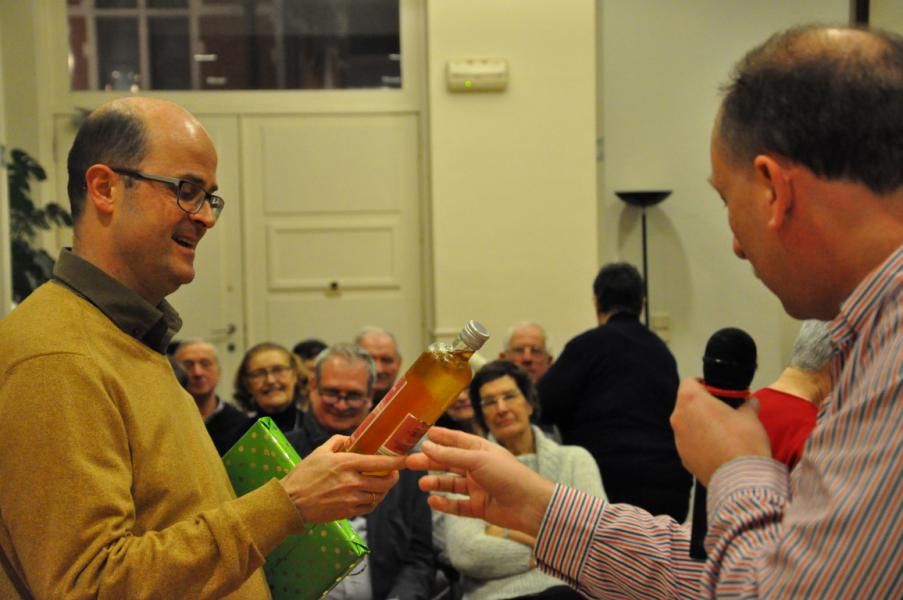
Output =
[{"x1": 689, "y1": 327, "x2": 757, "y2": 560}]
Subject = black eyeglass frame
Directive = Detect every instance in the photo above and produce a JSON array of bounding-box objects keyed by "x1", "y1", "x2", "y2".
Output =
[
  {"x1": 317, "y1": 385, "x2": 370, "y2": 407},
  {"x1": 111, "y1": 167, "x2": 224, "y2": 219}
]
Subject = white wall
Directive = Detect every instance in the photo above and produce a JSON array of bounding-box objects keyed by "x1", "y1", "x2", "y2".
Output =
[
  {"x1": 426, "y1": 0, "x2": 599, "y2": 354},
  {"x1": 600, "y1": 0, "x2": 849, "y2": 389}
]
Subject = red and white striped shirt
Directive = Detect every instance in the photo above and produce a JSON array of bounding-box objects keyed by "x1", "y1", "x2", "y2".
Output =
[{"x1": 533, "y1": 245, "x2": 903, "y2": 598}]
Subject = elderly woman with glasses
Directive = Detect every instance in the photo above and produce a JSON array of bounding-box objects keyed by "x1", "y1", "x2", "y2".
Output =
[
  {"x1": 438, "y1": 360, "x2": 605, "y2": 600},
  {"x1": 233, "y1": 342, "x2": 308, "y2": 432}
]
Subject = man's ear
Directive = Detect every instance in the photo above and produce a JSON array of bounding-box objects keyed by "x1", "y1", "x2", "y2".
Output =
[
  {"x1": 84, "y1": 164, "x2": 120, "y2": 216},
  {"x1": 753, "y1": 155, "x2": 793, "y2": 230}
]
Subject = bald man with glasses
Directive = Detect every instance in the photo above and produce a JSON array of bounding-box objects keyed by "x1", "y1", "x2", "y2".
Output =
[
  {"x1": 286, "y1": 344, "x2": 436, "y2": 600},
  {"x1": 0, "y1": 97, "x2": 404, "y2": 599}
]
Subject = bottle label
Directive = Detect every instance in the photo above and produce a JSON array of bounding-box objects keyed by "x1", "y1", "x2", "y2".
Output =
[
  {"x1": 377, "y1": 413, "x2": 431, "y2": 457},
  {"x1": 349, "y1": 377, "x2": 407, "y2": 446}
]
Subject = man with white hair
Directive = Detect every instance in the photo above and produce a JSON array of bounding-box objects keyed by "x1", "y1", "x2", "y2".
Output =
[
  {"x1": 174, "y1": 338, "x2": 252, "y2": 455},
  {"x1": 499, "y1": 322, "x2": 553, "y2": 382},
  {"x1": 355, "y1": 326, "x2": 403, "y2": 404}
]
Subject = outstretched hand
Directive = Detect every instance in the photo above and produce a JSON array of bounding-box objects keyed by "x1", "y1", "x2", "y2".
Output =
[
  {"x1": 281, "y1": 435, "x2": 405, "y2": 523},
  {"x1": 406, "y1": 427, "x2": 555, "y2": 537}
]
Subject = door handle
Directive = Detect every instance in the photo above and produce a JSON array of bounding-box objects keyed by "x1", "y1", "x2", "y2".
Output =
[{"x1": 210, "y1": 323, "x2": 236, "y2": 337}]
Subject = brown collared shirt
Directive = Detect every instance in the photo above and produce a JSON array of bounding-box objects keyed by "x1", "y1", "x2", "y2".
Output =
[{"x1": 52, "y1": 248, "x2": 182, "y2": 354}]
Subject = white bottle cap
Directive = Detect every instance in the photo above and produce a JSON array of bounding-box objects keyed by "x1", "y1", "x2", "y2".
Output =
[{"x1": 459, "y1": 320, "x2": 490, "y2": 351}]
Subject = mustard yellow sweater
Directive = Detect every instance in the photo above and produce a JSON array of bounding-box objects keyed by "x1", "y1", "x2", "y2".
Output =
[{"x1": 0, "y1": 282, "x2": 304, "y2": 599}]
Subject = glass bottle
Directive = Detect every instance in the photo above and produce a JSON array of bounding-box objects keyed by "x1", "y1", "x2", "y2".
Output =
[{"x1": 347, "y1": 320, "x2": 489, "y2": 456}]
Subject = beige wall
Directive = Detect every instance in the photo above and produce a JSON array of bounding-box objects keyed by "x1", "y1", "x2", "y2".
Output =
[
  {"x1": 426, "y1": 0, "x2": 599, "y2": 354},
  {"x1": 599, "y1": 0, "x2": 849, "y2": 389},
  {"x1": 872, "y1": 0, "x2": 903, "y2": 31},
  {"x1": 0, "y1": 0, "x2": 39, "y2": 156}
]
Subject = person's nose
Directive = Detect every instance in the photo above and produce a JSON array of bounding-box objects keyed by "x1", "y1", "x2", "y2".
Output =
[
  {"x1": 190, "y1": 201, "x2": 217, "y2": 229},
  {"x1": 263, "y1": 369, "x2": 278, "y2": 383},
  {"x1": 732, "y1": 237, "x2": 747, "y2": 260}
]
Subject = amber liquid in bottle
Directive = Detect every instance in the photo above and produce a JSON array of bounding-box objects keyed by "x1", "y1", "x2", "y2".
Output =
[{"x1": 348, "y1": 322, "x2": 488, "y2": 457}]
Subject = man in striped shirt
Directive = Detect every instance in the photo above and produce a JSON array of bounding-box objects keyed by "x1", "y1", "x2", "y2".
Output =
[{"x1": 409, "y1": 24, "x2": 903, "y2": 598}]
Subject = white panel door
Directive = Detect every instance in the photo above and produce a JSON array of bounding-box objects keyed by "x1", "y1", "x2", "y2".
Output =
[
  {"x1": 166, "y1": 115, "x2": 245, "y2": 398},
  {"x1": 241, "y1": 112, "x2": 424, "y2": 362}
]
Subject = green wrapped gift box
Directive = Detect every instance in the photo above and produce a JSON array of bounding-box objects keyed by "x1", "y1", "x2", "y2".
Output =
[{"x1": 223, "y1": 417, "x2": 369, "y2": 600}]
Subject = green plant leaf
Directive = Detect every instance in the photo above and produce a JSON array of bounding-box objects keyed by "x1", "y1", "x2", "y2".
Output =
[{"x1": 7, "y1": 148, "x2": 72, "y2": 301}]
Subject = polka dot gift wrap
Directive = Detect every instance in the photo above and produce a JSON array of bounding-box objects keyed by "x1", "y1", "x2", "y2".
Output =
[{"x1": 224, "y1": 417, "x2": 369, "y2": 600}]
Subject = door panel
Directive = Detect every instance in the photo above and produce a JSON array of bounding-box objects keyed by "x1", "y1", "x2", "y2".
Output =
[
  {"x1": 242, "y1": 113, "x2": 423, "y2": 361},
  {"x1": 167, "y1": 115, "x2": 245, "y2": 399}
]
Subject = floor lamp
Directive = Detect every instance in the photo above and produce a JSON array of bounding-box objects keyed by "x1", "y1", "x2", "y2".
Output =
[{"x1": 615, "y1": 190, "x2": 672, "y2": 327}]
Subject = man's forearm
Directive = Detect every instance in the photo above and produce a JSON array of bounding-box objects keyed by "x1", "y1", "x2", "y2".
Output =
[{"x1": 534, "y1": 485, "x2": 703, "y2": 598}]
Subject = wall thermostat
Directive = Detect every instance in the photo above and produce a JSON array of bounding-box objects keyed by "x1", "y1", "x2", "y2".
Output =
[{"x1": 446, "y1": 59, "x2": 509, "y2": 93}]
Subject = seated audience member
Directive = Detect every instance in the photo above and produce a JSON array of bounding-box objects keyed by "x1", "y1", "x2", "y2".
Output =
[
  {"x1": 285, "y1": 344, "x2": 435, "y2": 600},
  {"x1": 441, "y1": 361, "x2": 604, "y2": 600},
  {"x1": 436, "y1": 388, "x2": 486, "y2": 438},
  {"x1": 168, "y1": 354, "x2": 189, "y2": 389},
  {"x1": 753, "y1": 320, "x2": 834, "y2": 470},
  {"x1": 355, "y1": 326, "x2": 403, "y2": 404},
  {"x1": 234, "y1": 342, "x2": 306, "y2": 432},
  {"x1": 175, "y1": 339, "x2": 252, "y2": 455},
  {"x1": 499, "y1": 322, "x2": 553, "y2": 382}
]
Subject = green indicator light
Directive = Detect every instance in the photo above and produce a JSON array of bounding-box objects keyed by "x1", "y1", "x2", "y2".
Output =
[{"x1": 464, "y1": 80, "x2": 473, "y2": 88}]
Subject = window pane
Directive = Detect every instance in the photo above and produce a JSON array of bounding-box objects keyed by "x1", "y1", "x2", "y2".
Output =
[
  {"x1": 68, "y1": 16, "x2": 90, "y2": 90},
  {"x1": 67, "y1": 0, "x2": 401, "y2": 91},
  {"x1": 95, "y1": 0, "x2": 137, "y2": 7},
  {"x1": 96, "y1": 17, "x2": 140, "y2": 91},
  {"x1": 147, "y1": 0, "x2": 188, "y2": 7},
  {"x1": 199, "y1": 14, "x2": 278, "y2": 89},
  {"x1": 149, "y1": 17, "x2": 191, "y2": 90}
]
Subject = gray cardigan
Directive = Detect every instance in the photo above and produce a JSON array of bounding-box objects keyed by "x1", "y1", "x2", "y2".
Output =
[{"x1": 439, "y1": 426, "x2": 605, "y2": 600}]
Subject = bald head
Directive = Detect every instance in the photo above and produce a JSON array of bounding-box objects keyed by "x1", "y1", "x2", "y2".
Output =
[
  {"x1": 355, "y1": 327, "x2": 401, "y2": 400},
  {"x1": 67, "y1": 98, "x2": 213, "y2": 223},
  {"x1": 500, "y1": 322, "x2": 553, "y2": 382},
  {"x1": 67, "y1": 96, "x2": 219, "y2": 304},
  {"x1": 717, "y1": 25, "x2": 903, "y2": 194}
]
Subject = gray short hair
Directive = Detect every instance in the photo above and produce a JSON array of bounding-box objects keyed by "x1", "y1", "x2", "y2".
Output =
[
  {"x1": 504, "y1": 321, "x2": 553, "y2": 355},
  {"x1": 314, "y1": 343, "x2": 378, "y2": 394},
  {"x1": 789, "y1": 320, "x2": 834, "y2": 372}
]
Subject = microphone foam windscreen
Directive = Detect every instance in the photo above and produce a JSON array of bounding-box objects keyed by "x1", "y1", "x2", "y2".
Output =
[{"x1": 703, "y1": 327, "x2": 757, "y2": 391}]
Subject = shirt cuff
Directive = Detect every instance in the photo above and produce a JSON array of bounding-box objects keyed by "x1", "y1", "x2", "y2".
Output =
[
  {"x1": 533, "y1": 483, "x2": 607, "y2": 587},
  {"x1": 707, "y1": 455, "x2": 789, "y2": 515}
]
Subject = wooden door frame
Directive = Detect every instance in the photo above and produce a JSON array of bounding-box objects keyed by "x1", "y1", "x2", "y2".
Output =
[{"x1": 0, "y1": 23, "x2": 12, "y2": 317}]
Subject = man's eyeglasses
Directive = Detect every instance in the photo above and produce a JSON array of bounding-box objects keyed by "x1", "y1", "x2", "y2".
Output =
[
  {"x1": 111, "y1": 167, "x2": 225, "y2": 220},
  {"x1": 479, "y1": 390, "x2": 524, "y2": 410},
  {"x1": 318, "y1": 387, "x2": 369, "y2": 407},
  {"x1": 245, "y1": 364, "x2": 293, "y2": 382}
]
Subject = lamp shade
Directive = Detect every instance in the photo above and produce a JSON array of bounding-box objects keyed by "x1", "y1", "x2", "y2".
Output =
[{"x1": 615, "y1": 190, "x2": 672, "y2": 208}]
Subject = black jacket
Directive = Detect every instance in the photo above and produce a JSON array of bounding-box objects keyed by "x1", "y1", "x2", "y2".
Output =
[
  {"x1": 206, "y1": 399, "x2": 253, "y2": 456},
  {"x1": 285, "y1": 411, "x2": 436, "y2": 600},
  {"x1": 537, "y1": 313, "x2": 692, "y2": 520}
]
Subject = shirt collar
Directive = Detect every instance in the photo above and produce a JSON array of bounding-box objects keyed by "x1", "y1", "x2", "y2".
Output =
[
  {"x1": 830, "y1": 244, "x2": 903, "y2": 353},
  {"x1": 52, "y1": 248, "x2": 182, "y2": 353}
]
